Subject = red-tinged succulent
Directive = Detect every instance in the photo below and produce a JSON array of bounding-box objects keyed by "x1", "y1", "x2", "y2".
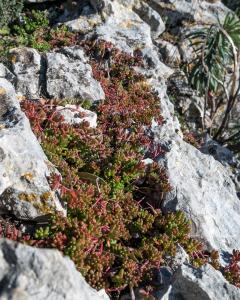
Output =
[
  {"x1": 224, "y1": 250, "x2": 240, "y2": 287},
  {"x1": 21, "y1": 41, "x2": 204, "y2": 299}
]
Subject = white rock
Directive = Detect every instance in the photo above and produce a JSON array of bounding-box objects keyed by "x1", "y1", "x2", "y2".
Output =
[
  {"x1": 0, "y1": 63, "x2": 15, "y2": 83},
  {"x1": 0, "y1": 78, "x2": 64, "y2": 220},
  {"x1": 57, "y1": 4, "x2": 102, "y2": 34},
  {"x1": 9, "y1": 48, "x2": 43, "y2": 99},
  {"x1": 56, "y1": 104, "x2": 97, "y2": 128},
  {"x1": 160, "y1": 263, "x2": 240, "y2": 300},
  {"x1": 150, "y1": 78, "x2": 181, "y2": 137},
  {"x1": 46, "y1": 46, "x2": 105, "y2": 102},
  {"x1": 149, "y1": 0, "x2": 230, "y2": 26},
  {"x1": 134, "y1": 1, "x2": 166, "y2": 38},
  {"x1": 0, "y1": 239, "x2": 109, "y2": 300},
  {"x1": 156, "y1": 135, "x2": 240, "y2": 252},
  {"x1": 94, "y1": 1, "x2": 173, "y2": 80},
  {"x1": 155, "y1": 39, "x2": 181, "y2": 67}
]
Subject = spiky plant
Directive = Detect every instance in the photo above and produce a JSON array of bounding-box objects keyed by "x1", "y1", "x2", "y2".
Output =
[{"x1": 187, "y1": 12, "x2": 240, "y2": 146}]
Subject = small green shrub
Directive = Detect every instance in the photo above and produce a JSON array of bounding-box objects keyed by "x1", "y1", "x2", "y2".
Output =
[
  {"x1": 224, "y1": 250, "x2": 240, "y2": 287},
  {"x1": 0, "y1": 0, "x2": 24, "y2": 28},
  {"x1": 0, "y1": 9, "x2": 79, "y2": 56},
  {"x1": 186, "y1": 12, "x2": 240, "y2": 146}
]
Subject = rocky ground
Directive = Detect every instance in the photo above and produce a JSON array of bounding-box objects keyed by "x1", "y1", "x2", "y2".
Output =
[{"x1": 0, "y1": 0, "x2": 240, "y2": 299}]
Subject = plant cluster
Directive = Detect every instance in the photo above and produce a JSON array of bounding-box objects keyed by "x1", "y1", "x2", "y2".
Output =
[
  {"x1": 22, "y1": 42, "x2": 204, "y2": 298},
  {"x1": 0, "y1": 9, "x2": 79, "y2": 56},
  {"x1": 0, "y1": 217, "x2": 30, "y2": 242},
  {"x1": 186, "y1": 12, "x2": 240, "y2": 153},
  {"x1": 224, "y1": 250, "x2": 240, "y2": 287},
  {"x1": 0, "y1": 0, "x2": 24, "y2": 28}
]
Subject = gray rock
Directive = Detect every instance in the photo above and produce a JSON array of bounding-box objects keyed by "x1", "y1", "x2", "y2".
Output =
[
  {"x1": 46, "y1": 46, "x2": 105, "y2": 102},
  {"x1": 150, "y1": 78, "x2": 181, "y2": 137},
  {"x1": 9, "y1": 48, "x2": 43, "y2": 99},
  {"x1": 155, "y1": 39, "x2": 181, "y2": 67},
  {"x1": 90, "y1": 0, "x2": 113, "y2": 13},
  {"x1": 0, "y1": 64, "x2": 16, "y2": 84},
  {"x1": 154, "y1": 133, "x2": 240, "y2": 252},
  {"x1": 172, "y1": 245, "x2": 189, "y2": 268},
  {"x1": 201, "y1": 136, "x2": 236, "y2": 167},
  {"x1": 149, "y1": 0, "x2": 230, "y2": 27},
  {"x1": 0, "y1": 78, "x2": 64, "y2": 220},
  {"x1": 178, "y1": 26, "x2": 199, "y2": 64},
  {"x1": 57, "y1": 4, "x2": 102, "y2": 34},
  {"x1": 133, "y1": 1, "x2": 165, "y2": 38},
  {"x1": 153, "y1": 246, "x2": 189, "y2": 299},
  {"x1": 167, "y1": 71, "x2": 207, "y2": 130},
  {"x1": 160, "y1": 263, "x2": 240, "y2": 300},
  {"x1": 94, "y1": 1, "x2": 173, "y2": 80},
  {"x1": 201, "y1": 136, "x2": 240, "y2": 197},
  {"x1": 0, "y1": 238, "x2": 109, "y2": 300},
  {"x1": 149, "y1": 75, "x2": 240, "y2": 253},
  {"x1": 137, "y1": 46, "x2": 174, "y2": 80},
  {"x1": 94, "y1": 1, "x2": 152, "y2": 53}
]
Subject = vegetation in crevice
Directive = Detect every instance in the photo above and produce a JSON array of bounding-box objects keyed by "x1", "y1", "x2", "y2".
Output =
[
  {"x1": 1, "y1": 1, "x2": 240, "y2": 296},
  {"x1": 0, "y1": 7, "x2": 78, "y2": 57},
  {"x1": 20, "y1": 41, "x2": 206, "y2": 299},
  {"x1": 186, "y1": 12, "x2": 240, "y2": 154},
  {"x1": 0, "y1": 0, "x2": 24, "y2": 29}
]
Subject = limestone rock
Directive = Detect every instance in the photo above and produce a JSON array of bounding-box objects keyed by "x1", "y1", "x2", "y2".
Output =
[
  {"x1": 154, "y1": 133, "x2": 240, "y2": 252},
  {"x1": 155, "y1": 39, "x2": 181, "y2": 67},
  {"x1": 160, "y1": 263, "x2": 240, "y2": 300},
  {"x1": 94, "y1": 1, "x2": 173, "y2": 79},
  {"x1": 46, "y1": 46, "x2": 105, "y2": 102},
  {"x1": 57, "y1": 3, "x2": 102, "y2": 34},
  {"x1": 150, "y1": 78, "x2": 181, "y2": 137},
  {"x1": 0, "y1": 78, "x2": 64, "y2": 220},
  {"x1": 0, "y1": 238, "x2": 109, "y2": 300},
  {"x1": 133, "y1": 1, "x2": 165, "y2": 38},
  {"x1": 9, "y1": 48, "x2": 43, "y2": 99},
  {"x1": 201, "y1": 136, "x2": 237, "y2": 168},
  {"x1": 149, "y1": 0, "x2": 230, "y2": 27},
  {"x1": 94, "y1": 1, "x2": 152, "y2": 53},
  {"x1": 0, "y1": 64, "x2": 16, "y2": 84},
  {"x1": 201, "y1": 136, "x2": 240, "y2": 197}
]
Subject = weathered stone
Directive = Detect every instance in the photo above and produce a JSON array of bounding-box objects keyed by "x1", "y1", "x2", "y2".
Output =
[
  {"x1": 46, "y1": 46, "x2": 105, "y2": 102},
  {"x1": 160, "y1": 263, "x2": 240, "y2": 300},
  {"x1": 154, "y1": 132, "x2": 240, "y2": 252},
  {"x1": 201, "y1": 136, "x2": 237, "y2": 168},
  {"x1": 56, "y1": 104, "x2": 97, "y2": 127},
  {"x1": 134, "y1": 1, "x2": 165, "y2": 38},
  {"x1": 9, "y1": 48, "x2": 43, "y2": 99},
  {"x1": 155, "y1": 39, "x2": 181, "y2": 67},
  {"x1": 148, "y1": 0, "x2": 230, "y2": 27},
  {"x1": 201, "y1": 136, "x2": 240, "y2": 198},
  {"x1": 93, "y1": 1, "x2": 173, "y2": 79},
  {"x1": 0, "y1": 64, "x2": 16, "y2": 84},
  {"x1": 0, "y1": 78, "x2": 64, "y2": 220},
  {"x1": 0, "y1": 238, "x2": 109, "y2": 300},
  {"x1": 57, "y1": 4, "x2": 102, "y2": 34},
  {"x1": 150, "y1": 78, "x2": 181, "y2": 137},
  {"x1": 166, "y1": 71, "x2": 206, "y2": 130},
  {"x1": 90, "y1": 0, "x2": 114, "y2": 13},
  {"x1": 94, "y1": 1, "x2": 152, "y2": 53}
]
